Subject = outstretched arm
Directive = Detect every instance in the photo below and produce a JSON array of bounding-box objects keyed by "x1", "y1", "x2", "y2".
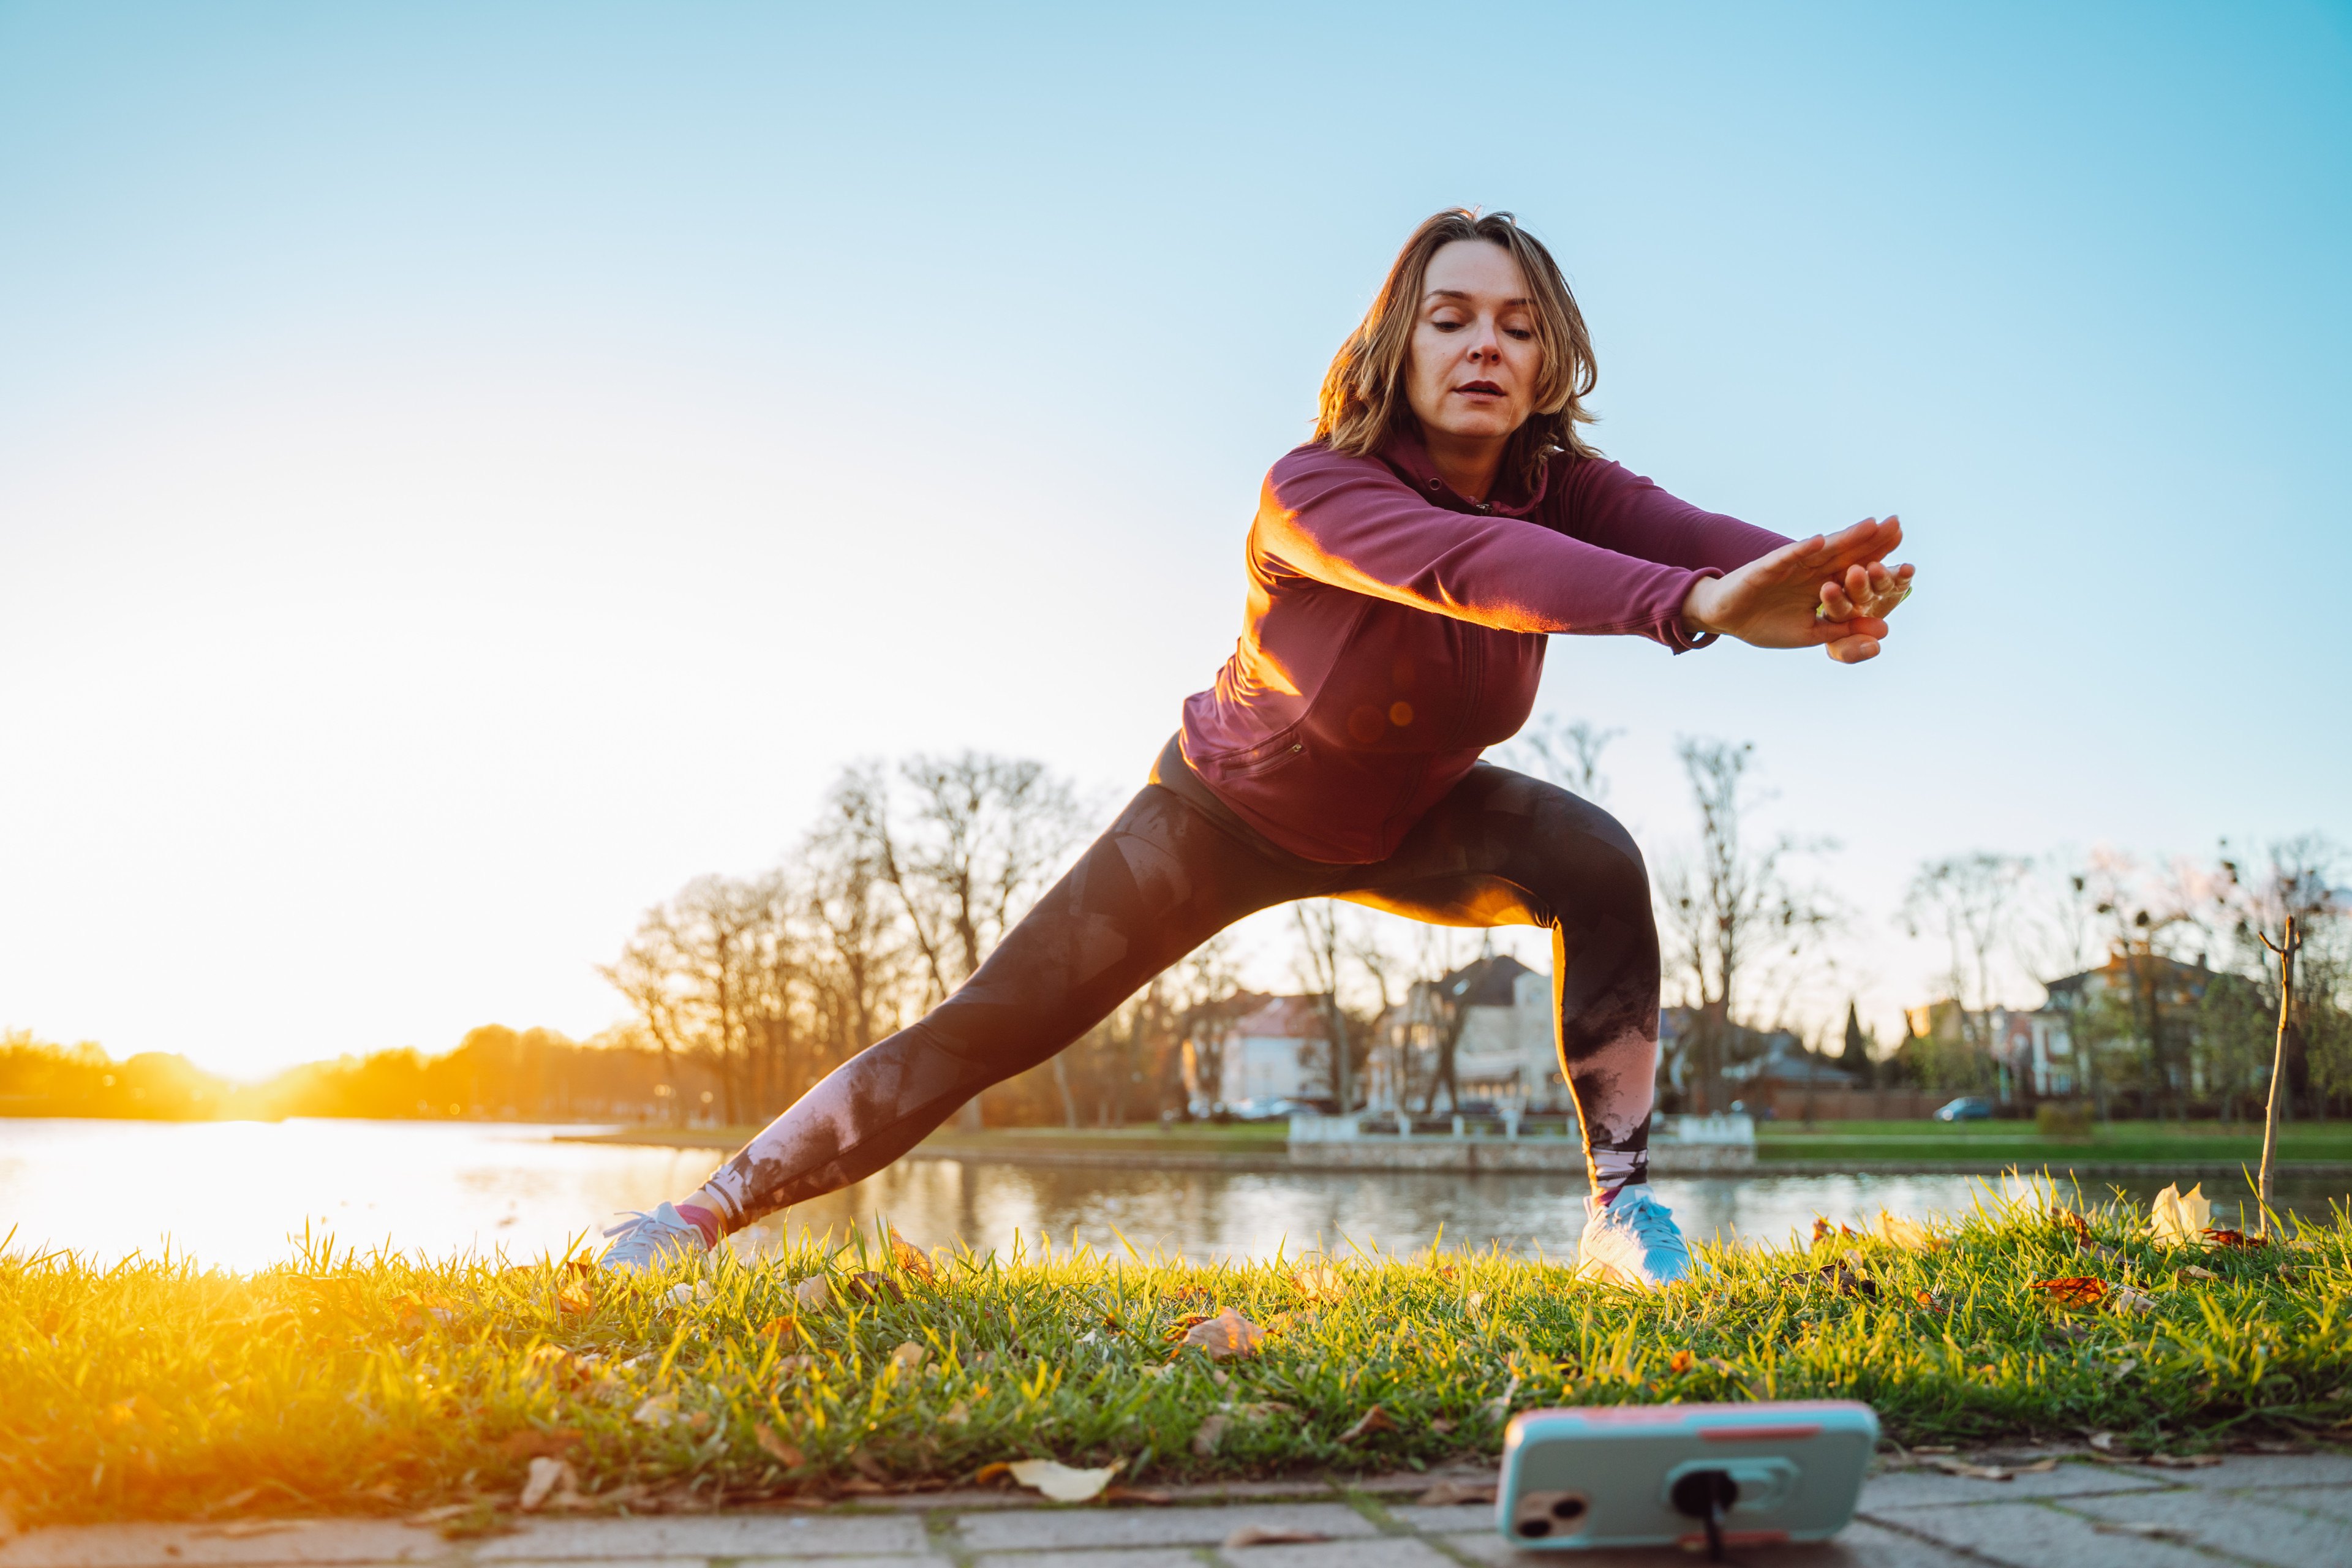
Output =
[{"x1": 1679, "y1": 516, "x2": 1915, "y2": 663}]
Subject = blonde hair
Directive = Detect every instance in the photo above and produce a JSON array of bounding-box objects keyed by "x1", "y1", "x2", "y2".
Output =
[{"x1": 1315, "y1": 209, "x2": 1600, "y2": 488}]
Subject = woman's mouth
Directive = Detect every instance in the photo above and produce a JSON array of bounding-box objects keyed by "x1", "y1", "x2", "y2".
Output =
[{"x1": 1455, "y1": 380, "x2": 1504, "y2": 397}]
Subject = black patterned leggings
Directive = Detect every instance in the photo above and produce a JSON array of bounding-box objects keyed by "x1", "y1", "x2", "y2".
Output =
[{"x1": 696, "y1": 741, "x2": 1660, "y2": 1229}]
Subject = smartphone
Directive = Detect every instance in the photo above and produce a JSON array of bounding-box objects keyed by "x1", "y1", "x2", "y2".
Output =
[{"x1": 1496, "y1": 1401, "x2": 1879, "y2": 1555}]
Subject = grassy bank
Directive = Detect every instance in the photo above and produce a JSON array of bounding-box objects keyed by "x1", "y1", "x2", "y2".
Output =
[
  {"x1": 1756, "y1": 1119, "x2": 2352, "y2": 1168},
  {"x1": 5, "y1": 1192, "x2": 2348, "y2": 1529}
]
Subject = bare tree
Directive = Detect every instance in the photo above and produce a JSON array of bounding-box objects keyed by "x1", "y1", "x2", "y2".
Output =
[
  {"x1": 1902, "y1": 853, "x2": 2032, "y2": 1094},
  {"x1": 1504, "y1": 715, "x2": 1621, "y2": 801},
  {"x1": 834, "y1": 752, "x2": 1084, "y2": 1127},
  {"x1": 1654, "y1": 739, "x2": 1833, "y2": 1114},
  {"x1": 1294, "y1": 902, "x2": 1354, "y2": 1112},
  {"x1": 597, "y1": 935, "x2": 690, "y2": 1124},
  {"x1": 598, "y1": 875, "x2": 770, "y2": 1124},
  {"x1": 2213, "y1": 835, "x2": 2351, "y2": 1125}
]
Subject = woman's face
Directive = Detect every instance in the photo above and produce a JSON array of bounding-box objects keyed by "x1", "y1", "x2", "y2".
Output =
[{"x1": 1404, "y1": 239, "x2": 1541, "y2": 449}]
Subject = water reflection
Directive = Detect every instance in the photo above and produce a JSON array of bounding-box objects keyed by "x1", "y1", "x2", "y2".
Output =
[
  {"x1": 759, "y1": 1158, "x2": 2342, "y2": 1264},
  {"x1": 1, "y1": 1118, "x2": 2339, "y2": 1273}
]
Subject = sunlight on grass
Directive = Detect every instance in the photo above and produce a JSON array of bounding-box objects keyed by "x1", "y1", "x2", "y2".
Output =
[{"x1": 3, "y1": 1183, "x2": 2346, "y2": 1529}]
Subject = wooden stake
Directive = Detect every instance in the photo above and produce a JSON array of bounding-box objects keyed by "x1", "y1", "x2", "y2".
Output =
[{"x1": 2256, "y1": 916, "x2": 2302, "y2": 1207}]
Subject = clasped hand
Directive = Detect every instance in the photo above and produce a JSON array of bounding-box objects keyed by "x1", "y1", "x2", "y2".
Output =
[{"x1": 1679, "y1": 516, "x2": 1915, "y2": 665}]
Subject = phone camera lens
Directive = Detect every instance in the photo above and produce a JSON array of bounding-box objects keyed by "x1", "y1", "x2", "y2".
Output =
[
  {"x1": 1517, "y1": 1520, "x2": 1551, "y2": 1537},
  {"x1": 1551, "y1": 1497, "x2": 1586, "y2": 1521}
]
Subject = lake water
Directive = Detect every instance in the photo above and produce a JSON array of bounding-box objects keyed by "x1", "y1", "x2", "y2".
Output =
[{"x1": 2, "y1": 1118, "x2": 2339, "y2": 1272}]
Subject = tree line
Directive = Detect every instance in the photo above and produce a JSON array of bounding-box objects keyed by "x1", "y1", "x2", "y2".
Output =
[{"x1": 0, "y1": 1023, "x2": 705, "y2": 1123}]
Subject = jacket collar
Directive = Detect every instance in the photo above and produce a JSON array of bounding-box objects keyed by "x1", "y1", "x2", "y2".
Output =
[{"x1": 1379, "y1": 428, "x2": 1552, "y2": 518}]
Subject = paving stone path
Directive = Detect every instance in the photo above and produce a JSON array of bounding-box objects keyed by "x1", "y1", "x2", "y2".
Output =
[{"x1": 4, "y1": 1449, "x2": 2345, "y2": 1568}]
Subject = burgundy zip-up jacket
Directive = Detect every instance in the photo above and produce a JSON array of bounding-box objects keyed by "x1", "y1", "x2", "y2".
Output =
[{"x1": 1178, "y1": 434, "x2": 1789, "y2": 864}]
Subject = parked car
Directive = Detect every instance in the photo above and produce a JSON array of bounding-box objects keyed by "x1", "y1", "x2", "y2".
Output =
[
  {"x1": 1934, "y1": 1096, "x2": 1994, "y2": 1122},
  {"x1": 1229, "y1": 1097, "x2": 1313, "y2": 1123}
]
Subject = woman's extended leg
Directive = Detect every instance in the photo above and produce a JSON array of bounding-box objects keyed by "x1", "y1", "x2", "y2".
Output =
[
  {"x1": 599, "y1": 779, "x2": 1326, "y2": 1265},
  {"x1": 1329, "y1": 762, "x2": 1662, "y2": 1203}
]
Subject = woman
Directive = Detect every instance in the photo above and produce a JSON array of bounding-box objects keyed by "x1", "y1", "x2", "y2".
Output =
[{"x1": 602, "y1": 209, "x2": 1912, "y2": 1288}]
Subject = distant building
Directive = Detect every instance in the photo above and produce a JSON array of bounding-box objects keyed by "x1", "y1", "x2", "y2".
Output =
[
  {"x1": 1368, "y1": 954, "x2": 1567, "y2": 1112},
  {"x1": 1183, "y1": 993, "x2": 1327, "y2": 1108}
]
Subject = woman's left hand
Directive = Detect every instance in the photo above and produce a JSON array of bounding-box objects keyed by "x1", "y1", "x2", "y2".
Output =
[{"x1": 1679, "y1": 515, "x2": 1915, "y2": 663}]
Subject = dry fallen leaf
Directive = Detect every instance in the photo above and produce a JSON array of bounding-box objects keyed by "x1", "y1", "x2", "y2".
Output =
[
  {"x1": 1338, "y1": 1405, "x2": 1400, "y2": 1443},
  {"x1": 1292, "y1": 1263, "x2": 1346, "y2": 1302},
  {"x1": 889, "y1": 1235, "x2": 937, "y2": 1286},
  {"x1": 1924, "y1": 1456, "x2": 2013, "y2": 1480},
  {"x1": 1877, "y1": 1212, "x2": 1943, "y2": 1252},
  {"x1": 1429, "y1": 1417, "x2": 1457, "y2": 1434},
  {"x1": 1192, "y1": 1414, "x2": 1230, "y2": 1457},
  {"x1": 1226, "y1": 1525, "x2": 1331, "y2": 1547},
  {"x1": 760, "y1": 1314, "x2": 799, "y2": 1340},
  {"x1": 2141, "y1": 1453, "x2": 2225, "y2": 1469},
  {"x1": 518, "y1": 1458, "x2": 575, "y2": 1513},
  {"x1": 630, "y1": 1394, "x2": 680, "y2": 1430},
  {"x1": 2177, "y1": 1264, "x2": 2219, "y2": 1281},
  {"x1": 1811, "y1": 1216, "x2": 1858, "y2": 1244},
  {"x1": 2147, "y1": 1183, "x2": 2212, "y2": 1247},
  {"x1": 891, "y1": 1340, "x2": 927, "y2": 1371},
  {"x1": 556, "y1": 1288, "x2": 594, "y2": 1316},
  {"x1": 750, "y1": 1423, "x2": 801, "y2": 1469},
  {"x1": 2110, "y1": 1285, "x2": 2156, "y2": 1316},
  {"x1": 1178, "y1": 1306, "x2": 1264, "y2": 1360},
  {"x1": 1006, "y1": 1458, "x2": 1118, "y2": 1502},
  {"x1": 845, "y1": 1270, "x2": 904, "y2": 1305},
  {"x1": 775, "y1": 1353, "x2": 818, "y2": 1376},
  {"x1": 2204, "y1": 1227, "x2": 2261, "y2": 1248},
  {"x1": 1415, "y1": 1480, "x2": 1494, "y2": 1506},
  {"x1": 198, "y1": 1521, "x2": 312, "y2": 1539},
  {"x1": 499, "y1": 1425, "x2": 584, "y2": 1460},
  {"x1": 2087, "y1": 1431, "x2": 2120, "y2": 1452},
  {"x1": 1667, "y1": 1349, "x2": 1694, "y2": 1374},
  {"x1": 2030, "y1": 1277, "x2": 2108, "y2": 1308},
  {"x1": 2052, "y1": 1208, "x2": 2094, "y2": 1243},
  {"x1": 1915, "y1": 1288, "x2": 1948, "y2": 1313},
  {"x1": 940, "y1": 1400, "x2": 971, "y2": 1427},
  {"x1": 793, "y1": 1276, "x2": 835, "y2": 1311}
]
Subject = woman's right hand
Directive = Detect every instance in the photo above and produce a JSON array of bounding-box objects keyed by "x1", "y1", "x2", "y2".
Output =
[{"x1": 1680, "y1": 516, "x2": 1914, "y2": 663}]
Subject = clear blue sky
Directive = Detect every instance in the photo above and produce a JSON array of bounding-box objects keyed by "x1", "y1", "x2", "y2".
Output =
[{"x1": 3, "y1": 1, "x2": 2347, "y2": 1076}]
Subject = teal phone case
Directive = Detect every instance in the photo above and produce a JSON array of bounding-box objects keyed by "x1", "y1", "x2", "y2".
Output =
[{"x1": 1496, "y1": 1401, "x2": 1879, "y2": 1550}]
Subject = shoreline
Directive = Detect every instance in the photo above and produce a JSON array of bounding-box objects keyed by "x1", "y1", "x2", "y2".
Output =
[{"x1": 551, "y1": 1128, "x2": 2352, "y2": 1181}]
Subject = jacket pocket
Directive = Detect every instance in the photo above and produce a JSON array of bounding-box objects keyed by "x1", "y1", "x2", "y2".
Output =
[{"x1": 1216, "y1": 728, "x2": 1309, "y2": 779}]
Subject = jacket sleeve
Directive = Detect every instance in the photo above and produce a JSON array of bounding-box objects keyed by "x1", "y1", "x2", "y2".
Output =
[
  {"x1": 1257, "y1": 445, "x2": 1782, "y2": 649},
  {"x1": 1564, "y1": 458, "x2": 1792, "y2": 577}
]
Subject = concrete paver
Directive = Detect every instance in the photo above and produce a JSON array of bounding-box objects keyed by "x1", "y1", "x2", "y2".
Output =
[
  {"x1": 2056, "y1": 1487, "x2": 2352, "y2": 1566},
  {"x1": 1864, "y1": 1501, "x2": 2221, "y2": 1568},
  {"x1": 0, "y1": 1521, "x2": 434, "y2": 1567},
  {"x1": 1207, "y1": 1539, "x2": 1453, "y2": 1568},
  {"x1": 477, "y1": 1515, "x2": 927, "y2": 1561},
  {"x1": 956, "y1": 1501, "x2": 1373, "y2": 1553},
  {"x1": 2264, "y1": 1484, "x2": 2352, "y2": 1523},
  {"x1": 2110, "y1": 1453, "x2": 2352, "y2": 1491},
  {"x1": 1438, "y1": 1517, "x2": 1983, "y2": 1566},
  {"x1": 973, "y1": 1551, "x2": 1207, "y2": 1568},
  {"x1": 4, "y1": 1449, "x2": 2347, "y2": 1567},
  {"x1": 1854, "y1": 1460, "x2": 2167, "y2": 1509}
]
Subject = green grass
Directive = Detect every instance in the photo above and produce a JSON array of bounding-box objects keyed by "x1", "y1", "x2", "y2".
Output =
[
  {"x1": 1757, "y1": 1119, "x2": 2352, "y2": 1166},
  {"x1": 6, "y1": 1194, "x2": 2349, "y2": 1529}
]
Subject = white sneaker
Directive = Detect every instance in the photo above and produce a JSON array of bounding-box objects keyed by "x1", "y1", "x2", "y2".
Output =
[
  {"x1": 1575, "y1": 1187, "x2": 1692, "y2": 1289},
  {"x1": 598, "y1": 1202, "x2": 709, "y2": 1274}
]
